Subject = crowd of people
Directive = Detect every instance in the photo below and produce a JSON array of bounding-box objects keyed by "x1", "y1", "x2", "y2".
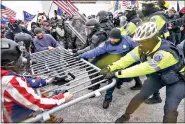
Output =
[{"x1": 1, "y1": 0, "x2": 185, "y2": 123}]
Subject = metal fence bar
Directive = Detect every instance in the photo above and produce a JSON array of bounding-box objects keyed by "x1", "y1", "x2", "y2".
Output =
[
  {"x1": 33, "y1": 61, "x2": 84, "y2": 74},
  {"x1": 21, "y1": 79, "x2": 116, "y2": 123},
  {"x1": 19, "y1": 47, "x2": 117, "y2": 123},
  {"x1": 32, "y1": 62, "x2": 88, "y2": 76},
  {"x1": 41, "y1": 71, "x2": 100, "y2": 94}
]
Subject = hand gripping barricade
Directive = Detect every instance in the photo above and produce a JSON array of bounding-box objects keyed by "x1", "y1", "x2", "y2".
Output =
[{"x1": 2, "y1": 46, "x2": 116, "y2": 123}]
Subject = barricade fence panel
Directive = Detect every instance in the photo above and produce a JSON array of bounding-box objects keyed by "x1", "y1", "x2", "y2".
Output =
[{"x1": 3, "y1": 46, "x2": 116, "y2": 123}]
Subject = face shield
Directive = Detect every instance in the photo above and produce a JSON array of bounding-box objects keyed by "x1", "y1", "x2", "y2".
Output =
[
  {"x1": 123, "y1": 11, "x2": 128, "y2": 17},
  {"x1": 96, "y1": 16, "x2": 100, "y2": 22},
  {"x1": 85, "y1": 26, "x2": 94, "y2": 36},
  {"x1": 119, "y1": 16, "x2": 127, "y2": 28},
  {"x1": 75, "y1": 20, "x2": 82, "y2": 26}
]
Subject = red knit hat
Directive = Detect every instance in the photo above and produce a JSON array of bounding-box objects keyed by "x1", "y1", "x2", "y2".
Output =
[{"x1": 180, "y1": 7, "x2": 185, "y2": 14}]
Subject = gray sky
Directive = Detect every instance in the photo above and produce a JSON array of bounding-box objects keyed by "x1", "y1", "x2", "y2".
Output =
[{"x1": 2, "y1": 1, "x2": 185, "y2": 20}]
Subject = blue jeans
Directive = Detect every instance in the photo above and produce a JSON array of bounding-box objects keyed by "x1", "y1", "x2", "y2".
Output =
[{"x1": 104, "y1": 78, "x2": 133, "y2": 100}]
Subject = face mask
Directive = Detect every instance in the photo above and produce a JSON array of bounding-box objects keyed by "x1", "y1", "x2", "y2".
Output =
[
  {"x1": 37, "y1": 33, "x2": 44, "y2": 39},
  {"x1": 168, "y1": 13, "x2": 173, "y2": 17},
  {"x1": 85, "y1": 27, "x2": 93, "y2": 36}
]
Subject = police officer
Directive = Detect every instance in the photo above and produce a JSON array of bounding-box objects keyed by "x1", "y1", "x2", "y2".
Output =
[
  {"x1": 56, "y1": 19, "x2": 66, "y2": 46},
  {"x1": 79, "y1": 28, "x2": 142, "y2": 108},
  {"x1": 71, "y1": 15, "x2": 87, "y2": 50},
  {"x1": 73, "y1": 19, "x2": 108, "y2": 55},
  {"x1": 96, "y1": 10, "x2": 114, "y2": 35},
  {"x1": 100, "y1": 22, "x2": 185, "y2": 123},
  {"x1": 140, "y1": 0, "x2": 170, "y2": 39},
  {"x1": 138, "y1": 0, "x2": 170, "y2": 104},
  {"x1": 63, "y1": 21, "x2": 74, "y2": 49},
  {"x1": 108, "y1": 12, "x2": 113, "y2": 23},
  {"x1": 117, "y1": 5, "x2": 142, "y2": 38}
]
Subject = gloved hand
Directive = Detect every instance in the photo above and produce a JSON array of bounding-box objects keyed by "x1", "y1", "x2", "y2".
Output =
[
  {"x1": 68, "y1": 49, "x2": 77, "y2": 53},
  {"x1": 72, "y1": 52, "x2": 79, "y2": 57},
  {"x1": 74, "y1": 55, "x2": 81, "y2": 61},
  {"x1": 72, "y1": 49, "x2": 78, "y2": 53},
  {"x1": 100, "y1": 67, "x2": 110, "y2": 76},
  {"x1": 52, "y1": 89, "x2": 68, "y2": 96},
  {"x1": 104, "y1": 72, "x2": 116, "y2": 79}
]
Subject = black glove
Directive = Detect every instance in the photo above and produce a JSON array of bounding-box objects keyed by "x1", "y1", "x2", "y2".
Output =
[
  {"x1": 72, "y1": 49, "x2": 78, "y2": 53},
  {"x1": 52, "y1": 89, "x2": 68, "y2": 96},
  {"x1": 73, "y1": 52, "x2": 79, "y2": 57},
  {"x1": 104, "y1": 72, "x2": 116, "y2": 79},
  {"x1": 74, "y1": 56, "x2": 81, "y2": 61},
  {"x1": 100, "y1": 67, "x2": 110, "y2": 76}
]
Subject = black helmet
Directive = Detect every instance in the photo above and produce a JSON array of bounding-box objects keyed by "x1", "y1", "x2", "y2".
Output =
[
  {"x1": 85, "y1": 19, "x2": 100, "y2": 27},
  {"x1": 141, "y1": 0, "x2": 158, "y2": 10},
  {"x1": 125, "y1": 5, "x2": 137, "y2": 19},
  {"x1": 85, "y1": 19, "x2": 100, "y2": 35},
  {"x1": 71, "y1": 15, "x2": 84, "y2": 26},
  {"x1": 1, "y1": 38, "x2": 21, "y2": 65},
  {"x1": 14, "y1": 33, "x2": 32, "y2": 50},
  {"x1": 96, "y1": 10, "x2": 108, "y2": 22}
]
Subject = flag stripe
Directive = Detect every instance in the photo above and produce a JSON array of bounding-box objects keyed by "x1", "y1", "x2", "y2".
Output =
[
  {"x1": 53, "y1": 0, "x2": 72, "y2": 15},
  {"x1": 1, "y1": 4, "x2": 16, "y2": 18},
  {"x1": 53, "y1": 0, "x2": 79, "y2": 16},
  {"x1": 67, "y1": 0, "x2": 79, "y2": 12},
  {"x1": 113, "y1": 0, "x2": 119, "y2": 17},
  {"x1": 66, "y1": 1, "x2": 78, "y2": 15},
  {"x1": 62, "y1": 0, "x2": 77, "y2": 15},
  {"x1": 53, "y1": 0, "x2": 73, "y2": 16},
  {"x1": 122, "y1": 0, "x2": 129, "y2": 7}
]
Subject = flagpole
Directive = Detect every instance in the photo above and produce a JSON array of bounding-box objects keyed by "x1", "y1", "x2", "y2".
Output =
[{"x1": 48, "y1": 1, "x2": 53, "y2": 17}]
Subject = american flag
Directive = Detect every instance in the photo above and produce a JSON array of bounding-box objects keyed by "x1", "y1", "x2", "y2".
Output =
[
  {"x1": 53, "y1": 0, "x2": 78, "y2": 16},
  {"x1": 122, "y1": 0, "x2": 130, "y2": 7},
  {"x1": 66, "y1": 0, "x2": 79, "y2": 15},
  {"x1": 1, "y1": 4, "x2": 16, "y2": 18},
  {"x1": 113, "y1": 0, "x2": 119, "y2": 17}
]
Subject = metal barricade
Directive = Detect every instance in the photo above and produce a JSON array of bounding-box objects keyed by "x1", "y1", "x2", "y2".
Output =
[{"x1": 20, "y1": 46, "x2": 116, "y2": 122}]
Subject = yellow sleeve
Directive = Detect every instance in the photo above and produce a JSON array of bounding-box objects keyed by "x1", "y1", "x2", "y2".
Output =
[
  {"x1": 126, "y1": 22, "x2": 137, "y2": 36},
  {"x1": 115, "y1": 50, "x2": 178, "y2": 78},
  {"x1": 180, "y1": 67, "x2": 185, "y2": 72},
  {"x1": 150, "y1": 15, "x2": 166, "y2": 31},
  {"x1": 108, "y1": 47, "x2": 140, "y2": 72},
  {"x1": 117, "y1": 27, "x2": 128, "y2": 35},
  {"x1": 118, "y1": 22, "x2": 137, "y2": 36}
]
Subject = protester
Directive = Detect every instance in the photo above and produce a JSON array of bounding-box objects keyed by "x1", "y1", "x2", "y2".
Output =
[
  {"x1": 1, "y1": 38, "x2": 73, "y2": 122},
  {"x1": 33, "y1": 27, "x2": 60, "y2": 52}
]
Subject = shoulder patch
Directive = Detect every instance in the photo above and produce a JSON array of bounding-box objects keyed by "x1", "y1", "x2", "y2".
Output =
[
  {"x1": 98, "y1": 42, "x2": 105, "y2": 47},
  {"x1": 153, "y1": 53, "x2": 164, "y2": 63},
  {"x1": 123, "y1": 44, "x2": 127, "y2": 49}
]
